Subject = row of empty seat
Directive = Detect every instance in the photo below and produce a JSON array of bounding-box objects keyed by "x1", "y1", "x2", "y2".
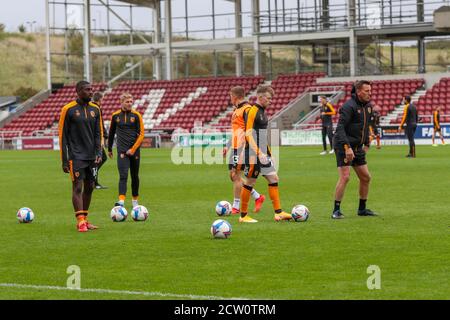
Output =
[
  {"x1": 212, "y1": 72, "x2": 326, "y2": 128},
  {"x1": 310, "y1": 79, "x2": 424, "y2": 126},
  {"x1": 0, "y1": 84, "x2": 107, "y2": 137},
  {"x1": 391, "y1": 77, "x2": 450, "y2": 124},
  {"x1": 2, "y1": 75, "x2": 450, "y2": 138}
]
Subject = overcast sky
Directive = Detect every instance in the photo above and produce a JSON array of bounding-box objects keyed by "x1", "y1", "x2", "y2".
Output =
[
  {"x1": 0, "y1": 0, "x2": 445, "y2": 36},
  {"x1": 0, "y1": 0, "x2": 347, "y2": 35},
  {"x1": 0, "y1": 0, "x2": 239, "y2": 33}
]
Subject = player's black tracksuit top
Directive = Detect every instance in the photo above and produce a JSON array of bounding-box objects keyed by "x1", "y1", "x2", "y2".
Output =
[
  {"x1": 333, "y1": 93, "x2": 372, "y2": 149},
  {"x1": 107, "y1": 108, "x2": 145, "y2": 154},
  {"x1": 91, "y1": 102, "x2": 108, "y2": 140},
  {"x1": 59, "y1": 99, "x2": 103, "y2": 165},
  {"x1": 243, "y1": 103, "x2": 271, "y2": 156},
  {"x1": 370, "y1": 109, "x2": 380, "y2": 128},
  {"x1": 320, "y1": 102, "x2": 336, "y2": 127},
  {"x1": 400, "y1": 103, "x2": 419, "y2": 127}
]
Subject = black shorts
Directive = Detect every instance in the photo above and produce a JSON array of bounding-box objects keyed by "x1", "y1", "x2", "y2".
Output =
[
  {"x1": 243, "y1": 153, "x2": 276, "y2": 178},
  {"x1": 69, "y1": 159, "x2": 97, "y2": 182},
  {"x1": 434, "y1": 126, "x2": 441, "y2": 133},
  {"x1": 228, "y1": 147, "x2": 245, "y2": 171},
  {"x1": 372, "y1": 126, "x2": 380, "y2": 136},
  {"x1": 228, "y1": 163, "x2": 245, "y2": 171},
  {"x1": 335, "y1": 145, "x2": 367, "y2": 167}
]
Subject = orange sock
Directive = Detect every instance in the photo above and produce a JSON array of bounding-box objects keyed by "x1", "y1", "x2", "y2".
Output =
[
  {"x1": 268, "y1": 183, "x2": 282, "y2": 213},
  {"x1": 119, "y1": 195, "x2": 126, "y2": 201},
  {"x1": 75, "y1": 210, "x2": 86, "y2": 223},
  {"x1": 376, "y1": 135, "x2": 380, "y2": 147},
  {"x1": 240, "y1": 185, "x2": 252, "y2": 217}
]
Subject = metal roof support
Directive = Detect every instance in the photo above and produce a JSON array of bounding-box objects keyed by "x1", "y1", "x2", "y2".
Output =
[
  {"x1": 418, "y1": 36, "x2": 426, "y2": 74},
  {"x1": 164, "y1": 0, "x2": 173, "y2": 80},
  {"x1": 349, "y1": 29, "x2": 357, "y2": 77},
  {"x1": 252, "y1": 0, "x2": 261, "y2": 76},
  {"x1": 235, "y1": 0, "x2": 243, "y2": 77},
  {"x1": 153, "y1": 0, "x2": 162, "y2": 80},
  {"x1": 45, "y1": 0, "x2": 52, "y2": 90},
  {"x1": 83, "y1": 0, "x2": 92, "y2": 82}
]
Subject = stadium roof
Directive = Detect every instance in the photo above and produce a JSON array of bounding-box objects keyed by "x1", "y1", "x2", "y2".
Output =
[
  {"x1": 0, "y1": 97, "x2": 18, "y2": 109},
  {"x1": 116, "y1": 0, "x2": 157, "y2": 8}
]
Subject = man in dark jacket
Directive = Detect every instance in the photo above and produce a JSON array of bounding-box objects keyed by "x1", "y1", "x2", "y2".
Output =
[
  {"x1": 331, "y1": 80, "x2": 377, "y2": 219},
  {"x1": 398, "y1": 96, "x2": 419, "y2": 158}
]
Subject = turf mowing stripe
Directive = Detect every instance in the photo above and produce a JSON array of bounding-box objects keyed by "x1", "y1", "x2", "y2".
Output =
[{"x1": 0, "y1": 283, "x2": 251, "y2": 300}]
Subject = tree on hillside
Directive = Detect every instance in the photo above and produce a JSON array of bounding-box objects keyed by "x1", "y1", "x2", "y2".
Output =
[
  {"x1": 18, "y1": 24, "x2": 26, "y2": 33},
  {"x1": 0, "y1": 23, "x2": 5, "y2": 32}
]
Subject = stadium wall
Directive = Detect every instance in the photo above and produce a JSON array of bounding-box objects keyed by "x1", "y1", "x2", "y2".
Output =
[{"x1": 281, "y1": 124, "x2": 449, "y2": 146}]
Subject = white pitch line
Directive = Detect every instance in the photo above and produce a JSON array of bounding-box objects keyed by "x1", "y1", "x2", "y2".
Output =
[{"x1": 0, "y1": 283, "x2": 251, "y2": 300}]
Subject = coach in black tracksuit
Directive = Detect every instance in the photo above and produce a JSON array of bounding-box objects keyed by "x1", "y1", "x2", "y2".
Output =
[
  {"x1": 331, "y1": 80, "x2": 377, "y2": 219},
  {"x1": 107, "y1": 93, "x2": 145, "y2": 208},
  {"x1": 398, "y1": 96, "x2": 419, "y2": 158}
]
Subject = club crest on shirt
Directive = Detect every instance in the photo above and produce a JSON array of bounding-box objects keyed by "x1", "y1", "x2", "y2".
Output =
[
  {"x1": 130, "y1": 117, "x2": 135, "y2": 123},
  {"x1": 90, "y1": 110, "x2": 96, "y2": 117},
  {"x1": 75, "y1": 110, "x2": 81, "y2": 117},
  {"x1": 368, "y1": 107, "x2": 372, "y2": 113},
  {"x1": 357, "y1": 109, "x2": 361, "y2": 114},
  {"x1": 75, "y1": 172, "x2": 80, "y2": 177},
  {"x1": 116, "y1": 117, "x2": 120, "y2": 123}
]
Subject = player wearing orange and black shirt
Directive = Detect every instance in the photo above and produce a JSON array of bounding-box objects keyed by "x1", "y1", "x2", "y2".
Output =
[
  {"x1": 108, "y1": 93, "x2": 145, "y2": 209},
  {"x1": 319, "y1": 96, "x2": 336, "y2": 155},
  {"x1": 59, "y1": 81, "x2": 103, "y2": 232},
  {"x1": 369, "y1": 104, "x2": 381, "y2": 149},
  {"x1": 223, "y1": 86, "x2": 265, "y2": 215},
  {"x1": 432, "y1": 105, "x2": 445, "y2": 146},
  {"x1": 239, "y1": 85, "x2": 292, "y2": 223}
]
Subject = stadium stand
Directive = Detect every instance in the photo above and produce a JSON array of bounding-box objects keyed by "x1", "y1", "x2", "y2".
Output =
[
  {"x1": 310, "y1": 79, "x2": 425, "y2": 125},
  {"x1": 212, "y1": 72, "x2": 326, "y2": 128},
  {"x1": 0, "y1": 77, "x2": 265, "y2": 137},
  {"x1": 100, "y1": 76, "x2": 264, "y2": 131},
  {"x1": 0, "y1": 75, "x2": 440, "y2": 137},
  {"x1": 0, "y1": 84, "x2": 107, "y2": 138},
  {"x1": 390, "y1": 77, "x2": 450, "y2": 124}
]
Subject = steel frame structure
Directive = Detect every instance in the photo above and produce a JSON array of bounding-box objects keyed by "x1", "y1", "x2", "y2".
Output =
[{"x1": 45, "y1": 0, "x2": 450, "y2": 88}]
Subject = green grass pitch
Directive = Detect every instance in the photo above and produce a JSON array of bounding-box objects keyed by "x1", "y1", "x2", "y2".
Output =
[{"x1": 0, "y1": 146, "x2": 449, "y2": 299}]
